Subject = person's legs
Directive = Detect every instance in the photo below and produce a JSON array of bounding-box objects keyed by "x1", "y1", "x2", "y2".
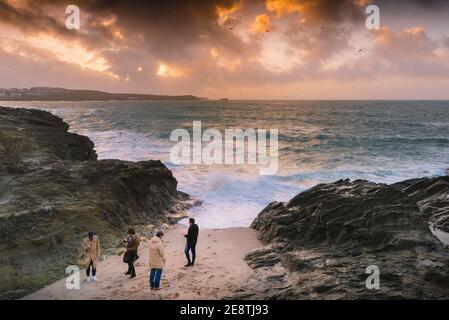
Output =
[
  {"x1": 91, "y1": 262, "x2": 97, "y2": 281},
  {"x1": 129, "y1": 261, "x2": 136, "y2": 278},
  {"x1": 191, "y1": 244, "x2": 196, "y2": 265},
  {"x1": 86, "y1": 260, "x2": 93, "y2": 277},
  {"x1": 149, "y1": 268, "x2": 156, "y2": 289},
  {"x1": 154, "y1": 269, "x2": 163, "y2": 288},
  {"x1": 184, "y1": 243, "x2": 191, "y2": 265}
]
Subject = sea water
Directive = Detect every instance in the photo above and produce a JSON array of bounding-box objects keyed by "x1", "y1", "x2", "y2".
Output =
[{"x1": 3, "y1": 100, "x2": 449, "y2": 228}]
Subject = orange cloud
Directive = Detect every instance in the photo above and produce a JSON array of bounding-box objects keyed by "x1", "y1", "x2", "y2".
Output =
[
  {"x1": 216, "y1": 1, "x2": 241, "y2": 18},
  {"x1": 250, "y1": 14, "x2": 272, "y2": 34},
  {"x1": 265, "y1": 0, "x2": 303, "y2": 17},
  {"x1": 265, "y1": 0, "x2": 364, "y2": 25},
  {"x1": 374, "y1": 26, "x2": 430, "y2": 56}
]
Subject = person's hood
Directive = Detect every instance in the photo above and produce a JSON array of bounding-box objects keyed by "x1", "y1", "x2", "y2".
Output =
[{"x1": 150, "y1": 236, "x2": 162, "y2": 244}]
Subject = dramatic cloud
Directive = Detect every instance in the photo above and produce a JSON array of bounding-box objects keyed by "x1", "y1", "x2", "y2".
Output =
[{"x1": 0, "y1": 0, "x2": 448, "y2": 98}]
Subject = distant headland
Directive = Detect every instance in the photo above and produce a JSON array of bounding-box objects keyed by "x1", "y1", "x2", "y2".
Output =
[{"x1": 0, "y1": 87, "x2": 204, "y2": 101}]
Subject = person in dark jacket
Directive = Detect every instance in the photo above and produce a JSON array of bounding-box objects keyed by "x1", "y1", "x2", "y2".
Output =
[
  {"x1": 123, "y1": 228, "x2": 140, "y2": 278},
  {"x1": 184, "y1": 218, "x2": 199, "y2": 267}
]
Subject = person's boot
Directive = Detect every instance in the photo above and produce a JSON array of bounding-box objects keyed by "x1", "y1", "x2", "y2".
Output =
[
  {"x1": 184, "y1": 263, "x2": 192, "y2": 267},
  {"x1": 125, "y1": 264, "x2": 131, "y2": 275}
]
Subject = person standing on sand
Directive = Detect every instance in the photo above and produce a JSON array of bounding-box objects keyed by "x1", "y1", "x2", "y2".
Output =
[
  {"x1": 184, "y1": 218, "x2": 199, "y2": 267},
  {"x1": 123, "y1": 228, "x2": 140, "y2": 279},
  {"x1": 78, "y1": 231, "x2": 101, "y2": 282},
  {"x1": 149, "y1": 231, "x2": 166, "y2": 290}
]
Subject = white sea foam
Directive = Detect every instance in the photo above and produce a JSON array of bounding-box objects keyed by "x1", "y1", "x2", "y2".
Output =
[{"x1": 177, "y1": 172, "x2": 297, "y2": 228}]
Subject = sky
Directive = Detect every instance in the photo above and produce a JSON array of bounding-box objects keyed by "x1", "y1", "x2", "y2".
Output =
[{"x1": 0, "y1": 0, "x2": 449, "y2": 99}]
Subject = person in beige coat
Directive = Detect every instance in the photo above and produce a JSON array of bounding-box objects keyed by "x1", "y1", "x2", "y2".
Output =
[
  {"x1": 78, "y1": 231, "x2": 101, "y2": 282},
  {"x1": 148, "y1": 231, "x2": 166, "y2": 290}
]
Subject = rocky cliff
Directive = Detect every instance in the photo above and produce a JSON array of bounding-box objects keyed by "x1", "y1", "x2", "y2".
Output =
[
  {"x1": 233, "y1": 178, "x2": 449, "y2": 299},
  {"x1": 0, "y1": 106, "x2": 191, "y2": 299}
]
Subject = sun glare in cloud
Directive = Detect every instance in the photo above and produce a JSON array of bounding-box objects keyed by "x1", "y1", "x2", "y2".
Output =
[
  {"x1": 259, "y1": 34, "x2": 302, "y2": 73},
  {"x1": 209, "y1": 48, "x2": 242, "y2": 71},
  {"x1": 0, "y1": 27, "x2": 118, "y2": 78},
  {"x1": 156, "y1": 63, "x2": 185, "y2": 78}
]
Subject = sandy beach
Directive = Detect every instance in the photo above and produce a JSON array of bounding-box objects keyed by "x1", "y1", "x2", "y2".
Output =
[{"x1": 24, "y1": 225, "x2": 261, "y2": 300}]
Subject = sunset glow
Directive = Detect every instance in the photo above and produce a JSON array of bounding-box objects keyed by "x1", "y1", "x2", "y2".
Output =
[{"x1": 0, "y1": 0, "x2": 448, "y2": 98}]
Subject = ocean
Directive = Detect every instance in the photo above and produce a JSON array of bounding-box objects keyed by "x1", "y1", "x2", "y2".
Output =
[{"x1": 3, "y1": 100, "x2": 449, "y2": 228}]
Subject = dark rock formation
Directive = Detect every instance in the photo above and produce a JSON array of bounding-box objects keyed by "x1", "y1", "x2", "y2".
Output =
[
  {"x1": 392, "y1": 176, "x2": 449, "y2": 232},
  {"x1": 0, "y1": 106, "x2": 192, "y2": 299},
  {"x1": 233, "y1": 179, "x2": 449, "y2": 299}
]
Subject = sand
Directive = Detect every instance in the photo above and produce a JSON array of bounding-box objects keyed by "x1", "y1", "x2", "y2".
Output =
[{"x1": 24, "y1": 225, "x2": 261, "y2": 300}]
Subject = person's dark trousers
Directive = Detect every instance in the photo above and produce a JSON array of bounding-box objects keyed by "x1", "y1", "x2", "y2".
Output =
[
  {"x1": 149, "y1": 268, "x2": 163, "y2": 289},
  {"x1": 185, "y1": 242, "x2": 196, "y2": 265},
  {"x1": 86, "y1": 260, "x2": 96, "y2": 277},
  {"x1": 127, "y1": 262, "x2": 136, "y2": 277}
]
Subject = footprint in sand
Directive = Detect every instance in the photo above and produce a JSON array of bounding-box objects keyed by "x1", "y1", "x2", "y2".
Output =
[
  {"x1": 176, "y1": 273, "x2": 186, "y2": 280},
  {"x1": 166, "y1": 292, "x2": 180, "y2": 299},
  {"x1": 210, "y1": 288, "x2": 220, "y2": 295}
]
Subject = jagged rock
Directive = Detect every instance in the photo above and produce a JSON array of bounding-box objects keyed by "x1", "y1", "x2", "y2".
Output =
[
  {"x1": 233, "y1": 179, "x2": 449, "y2": 299},
  {"x1": 0, "y1": 106, "x2": 192, "y2": 299},
  {"x1": 392, "y1": 176, "x2": 449, "y2": 232}
]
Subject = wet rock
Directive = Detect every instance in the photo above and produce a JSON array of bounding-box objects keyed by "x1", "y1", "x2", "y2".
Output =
[{"x1": 233, "y1": 179, "x2": 449, "y2": 299}]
